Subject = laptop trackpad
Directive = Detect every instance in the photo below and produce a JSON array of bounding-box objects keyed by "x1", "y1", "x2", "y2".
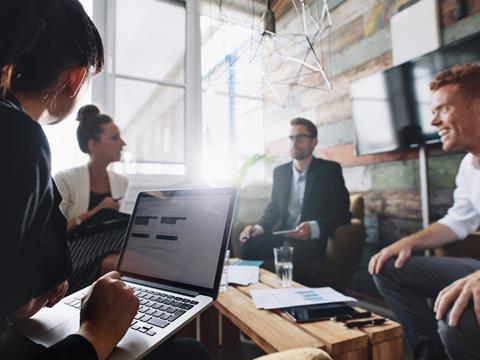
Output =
[
  {"x1": 109, "y1": 331, "x2": 152, "y2": 360},
  {"x1": 15, "y1": 312, "x2": 79, "y2": 348}
]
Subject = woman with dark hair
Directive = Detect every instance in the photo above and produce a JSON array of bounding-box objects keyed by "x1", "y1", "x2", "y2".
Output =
[
  {"x1": 0, "y1": 1, "x2": 210, "y2": 359},
  {"x1": 55, "y1": 104, "x2": 128, "y2": 233},
  {"x1": 0, "y1": 1, "x2": 138, "y2": 358}
]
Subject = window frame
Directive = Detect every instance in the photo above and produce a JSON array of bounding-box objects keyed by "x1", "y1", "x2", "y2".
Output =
[{"x1": 91, "y1": 0, "x2": 203, "y2": 184}]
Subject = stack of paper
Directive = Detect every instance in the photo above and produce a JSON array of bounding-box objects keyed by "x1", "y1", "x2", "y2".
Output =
[
  {"x1": 227, "y1": 265, "x2": 259, "y2": 286},
  {"x1": 250, "y1": 287, "x2": 356, "y2": 309},
  {"x1": 234, "y1": 259, "x2": 264, "y2": 267}
]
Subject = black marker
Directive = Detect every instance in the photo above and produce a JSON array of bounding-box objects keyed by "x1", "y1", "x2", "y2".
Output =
[
  {"x1": 332, "y1": 310, "x2": 371, "y2": 322},
  {"x1": 344, "y1": 318, "x2": 387, "y2": 328}
]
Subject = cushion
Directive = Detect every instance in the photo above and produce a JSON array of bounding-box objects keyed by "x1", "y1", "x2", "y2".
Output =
[{"x1": 255, "y1": 347, "x2": 332, "y2": 360}]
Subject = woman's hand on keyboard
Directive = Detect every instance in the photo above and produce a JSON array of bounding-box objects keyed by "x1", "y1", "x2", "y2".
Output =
[{"x1": 78, "y1": 271, "x2": 139, "y2": 360}]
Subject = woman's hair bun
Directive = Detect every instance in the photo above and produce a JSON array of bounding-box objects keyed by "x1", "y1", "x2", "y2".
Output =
[{"x1": 76, "y1": 104, "x2": 100, "y2": 122}]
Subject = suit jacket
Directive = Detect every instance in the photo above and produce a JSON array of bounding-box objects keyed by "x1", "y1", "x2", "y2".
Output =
[{"x1": 259, "y1": 157, "x2": 351, "y2": 247}]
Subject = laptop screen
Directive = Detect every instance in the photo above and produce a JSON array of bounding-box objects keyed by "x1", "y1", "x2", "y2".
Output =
[{"x1": 118, "y1": 188, "x2": 236, "y2": 294}]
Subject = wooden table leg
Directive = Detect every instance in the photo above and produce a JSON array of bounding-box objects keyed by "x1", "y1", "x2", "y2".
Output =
[
  {"x1": 220, "y1": 313, "x2": 240, "y2": 347},
  {"x1": 198, "y1": 306, "x2": 220, "y2": 352}
]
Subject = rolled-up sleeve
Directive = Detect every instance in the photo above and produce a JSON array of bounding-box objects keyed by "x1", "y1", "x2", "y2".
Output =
[
  {"x1": 308, "y1": 220, "x2": 321, "y2": 240},
  {"x1": 438, "y1": 161, "x2": 480, "y2": 240}
]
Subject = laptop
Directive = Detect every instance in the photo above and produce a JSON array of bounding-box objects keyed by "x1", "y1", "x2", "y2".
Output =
[{"x1": 14, "y1": 187, "x2": 237, "y2": 359}]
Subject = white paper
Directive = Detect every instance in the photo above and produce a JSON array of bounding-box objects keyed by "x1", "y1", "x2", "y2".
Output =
[
  {"x1": 228, "y1": 265, "x2": 259, "y2": 285},
  {"x1": 250, "y1": 287, "x2": 356, "y2": 309}
]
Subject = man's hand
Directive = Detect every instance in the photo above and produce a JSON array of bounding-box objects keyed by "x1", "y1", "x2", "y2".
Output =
[
  {"x1": 368, "y1": 223, "x2": 457, "y2": 275},
  {"x1": 286, "y1": 222, "x2": 311, "y2": 241},
  {"x1": 8, "y1": 281, "x2": 69, "y2": 322},
  {"x1": 368, "y1": 238, "x2": 413, "y2": 275},
  {"x1": 78, "y1": 271, "x2": 139, "y2": 360},
  {"x1": 239, "y1": 225, "x2": 263, "y2": 243},
  {"x1": 434, "y1": 270, "x2": 480, "y2": 327}
]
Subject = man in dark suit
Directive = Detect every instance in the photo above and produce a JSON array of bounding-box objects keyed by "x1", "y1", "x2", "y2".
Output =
[{"x1": 239, "y1": 118, "x2": 351, "y2": 284}]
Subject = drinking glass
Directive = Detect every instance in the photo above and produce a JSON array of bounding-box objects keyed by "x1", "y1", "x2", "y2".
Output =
[
  {"x1": 273, "y1": 246, "x2": 293, "y2": 287},
  {"x1": 219, "y1": 250, "x2": 230, "y2": 292}
]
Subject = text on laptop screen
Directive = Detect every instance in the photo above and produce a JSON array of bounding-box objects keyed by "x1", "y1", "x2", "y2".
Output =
[{"x1": 119, "y1": 191, "x2": 231, "y2": 289}]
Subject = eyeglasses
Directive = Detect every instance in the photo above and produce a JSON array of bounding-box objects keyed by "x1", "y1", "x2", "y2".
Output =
[{"x1": 288, "y1": 134, "x2": 313, "y2": 143}]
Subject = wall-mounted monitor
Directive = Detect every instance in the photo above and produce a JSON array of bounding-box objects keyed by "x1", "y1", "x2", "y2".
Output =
[{"x1": 350, "y1": 32, "x2": 480, "y2": 156}]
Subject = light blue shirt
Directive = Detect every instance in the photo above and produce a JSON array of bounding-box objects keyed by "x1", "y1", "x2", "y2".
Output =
[
  {"x1": 286, "y1": 166, "x2": 307, "y2": 228},
  {"x1": 286, "y1": 165, "x2": 320, "y2": 239}
]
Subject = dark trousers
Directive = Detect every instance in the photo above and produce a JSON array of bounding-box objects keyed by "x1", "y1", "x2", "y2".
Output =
[
  {"x1": 144, "y1": 337, "x2": 211, "y2": 360},
  {"x1": 0, "y1": 333, "x2": 210, "y2": 360},
  {"x1": 373, "y1": 256, "x2": 480, "y2": 360},
  {"x1": 240, "y1": 234, "x2": 321, "y2": 284}
]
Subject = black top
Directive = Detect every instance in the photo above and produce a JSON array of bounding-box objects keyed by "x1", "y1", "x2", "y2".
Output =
[
  {"x1": 88, "y1": 191, "x2": 112, "y2": 210},
  {"x1": 0, "y1": 94, "x2": 97, "y2": 359},
  {"x1": 86, "y1": 191, "x2": 126, "y2": 226},
  {"x1": 259, "y1": 157, "x2": 352, "y2": 255}
]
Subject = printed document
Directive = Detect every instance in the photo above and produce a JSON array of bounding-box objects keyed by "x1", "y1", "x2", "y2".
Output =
[{"x1": 250, "y1": 287, "x2": 356, "y2": 309}]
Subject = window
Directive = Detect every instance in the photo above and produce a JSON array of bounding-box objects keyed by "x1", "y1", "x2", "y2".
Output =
[
  {"x1": 201, "y1": 14, "x2": 265, "y2": 184},
  {"x1": 46, "y1": 0, "x2": 200, "y2": 179},
  {"x1": 47, "y1": 1, "x2": 255, "y2": 183},
  {"x1": 112, "y1": 0, "x2": 187, "y2": 175}
]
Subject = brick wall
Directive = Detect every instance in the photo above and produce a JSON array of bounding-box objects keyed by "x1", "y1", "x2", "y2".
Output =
[{"x1": 259, "y1": 0, "x2": 480, "y2": 294}]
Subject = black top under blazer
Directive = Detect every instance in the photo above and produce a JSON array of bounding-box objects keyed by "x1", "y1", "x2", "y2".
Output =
[{"x1": 259, "y1": 157, "x2": 351, "y2": 252}]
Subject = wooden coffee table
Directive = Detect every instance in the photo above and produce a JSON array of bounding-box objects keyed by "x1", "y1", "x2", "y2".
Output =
[{"x1": 184, "y1": 268, "x2": 404, "y2": 360}]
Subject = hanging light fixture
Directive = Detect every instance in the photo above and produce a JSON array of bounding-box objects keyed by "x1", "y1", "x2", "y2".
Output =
[
  {"x1": 203, "y1": 0, "x2": 334, "y2": 107},
  {"x1": 262, "y1": 0, "x2": 276, "y2": 36}
]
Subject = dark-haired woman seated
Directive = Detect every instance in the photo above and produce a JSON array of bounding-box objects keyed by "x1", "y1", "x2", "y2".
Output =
[
  {"x1": 55, "y1": 105, "x2": 128, "y2": 279},
  {"x1": 55, "y1": 104, "x2": 128, "y2": 233}
]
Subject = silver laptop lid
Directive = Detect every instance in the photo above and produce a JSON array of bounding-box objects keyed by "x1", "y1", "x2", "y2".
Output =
[{"x1": 117, "y1": 187, "x2": 237, "y2": 299}]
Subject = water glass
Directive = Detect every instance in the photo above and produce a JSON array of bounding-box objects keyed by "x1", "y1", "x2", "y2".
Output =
[
  {"x1": 274, "y1": 246, "x2": 293, "y2": 287},
  {"x1": 219, "y1": 249, "x2": 230, "y2": 292}
]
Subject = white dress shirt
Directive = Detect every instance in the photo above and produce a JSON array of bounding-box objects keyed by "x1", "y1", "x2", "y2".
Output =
[{"x1": 438, "y1": 153, "x2": 480, "y2": 240}]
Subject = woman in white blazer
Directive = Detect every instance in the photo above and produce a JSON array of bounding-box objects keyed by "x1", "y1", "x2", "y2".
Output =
[{"x1": 55, "y1": 104, "x2": 128, "y2": 232}]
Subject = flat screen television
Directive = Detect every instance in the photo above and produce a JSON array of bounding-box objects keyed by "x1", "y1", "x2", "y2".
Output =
[{"x1": 350, "y1": 32, "x2": 480, "y2": 156}]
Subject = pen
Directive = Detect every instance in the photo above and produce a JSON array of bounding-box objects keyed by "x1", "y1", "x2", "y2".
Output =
[
  {"x1": 332, "y1": 311, "x2": 371, "y2": 322},
  {"x1": 344, "y1": 318, "x2": 387, "y2": 328}
]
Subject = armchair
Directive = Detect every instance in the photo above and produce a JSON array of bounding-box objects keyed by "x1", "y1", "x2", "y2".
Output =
[
  {"x1": 230, "y1": 193, "x2": 366, "y2": 290},
  {"x1": 307, "y1": 194, "x2": 366, "y2": 289}
]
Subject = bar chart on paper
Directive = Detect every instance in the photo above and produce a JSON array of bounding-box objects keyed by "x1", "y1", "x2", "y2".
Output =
[
  {"x1": 250, "y1": 287, "x2": 357, "y2": 310},
  {"x1": 296, "y1": 289, "x2": 325, "y2": 302}
]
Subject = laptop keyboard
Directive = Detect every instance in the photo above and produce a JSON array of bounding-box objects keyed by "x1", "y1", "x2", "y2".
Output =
[{"x1": 64, "y1": 286, "x2": 199, "y2": 337}]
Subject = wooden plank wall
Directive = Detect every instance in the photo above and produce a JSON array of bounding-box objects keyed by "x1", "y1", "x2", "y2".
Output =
[{"x1": 262, "y1": 0, "x2": 480, "y2": 294}]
